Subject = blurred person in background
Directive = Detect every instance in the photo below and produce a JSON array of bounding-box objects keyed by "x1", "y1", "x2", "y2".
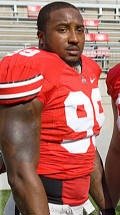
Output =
[{"x1": 105, "y1": 63, "x2": 120, "y2": 210}]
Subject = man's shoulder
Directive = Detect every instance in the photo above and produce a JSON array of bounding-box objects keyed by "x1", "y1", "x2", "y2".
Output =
[
  {"x1": 82, "y1": 54, "x2": 101, "y2": 68},
  {"x1": 81, "y1": 55, "x2": 101, "y2": 79},
  {"x1": 0, "y1": 47, "x2": 66, "y2": 104},
  {"x1": 107, "y1": 63, "x2": 120, "y2": 85},
  {"x1": 0, "y1": 47, "x2": 62, "y2": 83}
]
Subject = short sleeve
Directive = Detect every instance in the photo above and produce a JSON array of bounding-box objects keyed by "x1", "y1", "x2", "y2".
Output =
[
  {"x1": 0, "y1": 48, "x2": 54, "y2": 104},
  {"x1": 106, "y1": 64, "x2": 120, "y2": 102}
]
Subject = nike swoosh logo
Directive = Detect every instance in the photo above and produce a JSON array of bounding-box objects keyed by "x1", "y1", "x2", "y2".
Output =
[{"x1": 90, "y1": 78, "x2": 95, "y2": 83}]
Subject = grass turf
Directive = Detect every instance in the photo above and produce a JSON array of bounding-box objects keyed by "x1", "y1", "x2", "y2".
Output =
[
  {"x1": 0, "y1": 190, "x2": 11, "y2": 215},
  {"x1": 0, "y1": 190, "x2": 120, "y2": 215}
]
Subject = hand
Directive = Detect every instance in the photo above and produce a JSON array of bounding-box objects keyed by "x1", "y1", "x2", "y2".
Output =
[{"x1": 100, "y1": 208, "x2": 116, "y2": 215}]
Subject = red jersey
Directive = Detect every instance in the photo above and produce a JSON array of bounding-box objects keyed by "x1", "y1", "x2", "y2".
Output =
[
  {"x1": 106, "y1": 64, "x2": 120, "y2": 102},
  {"x1": 106, "y1": 63, "x2": 120, "y2": 131},
  {"x1": 0, "y1": 47, "x2": 104, "y2": 205}
]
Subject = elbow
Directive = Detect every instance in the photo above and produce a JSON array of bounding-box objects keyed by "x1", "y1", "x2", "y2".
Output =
[
  {"x1": 7, "y1": 166, "x2": 27, "y2": 193},
  {"x1": 7, "y1": 172, "x2": 22, "y2": 192},
  {"x1": 7, "y1": 164, "x2": 37, "y2": 192}
]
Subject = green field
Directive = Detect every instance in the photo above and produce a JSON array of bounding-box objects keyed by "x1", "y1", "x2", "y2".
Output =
[
  {"x1": 0, "y1": 190, "x2": 120, "y2": 215},
  {"x1": 0, "y1": 190, "x2": 11, "y2": 215}
]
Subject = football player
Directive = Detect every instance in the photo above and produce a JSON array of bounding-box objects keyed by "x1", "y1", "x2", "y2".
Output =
[
  {"x1": 0, "y1": 2, "x2": 113, "y2": 215},
  {"x1": 105, "y1": 63, "x2": 120, "y2": 209}
]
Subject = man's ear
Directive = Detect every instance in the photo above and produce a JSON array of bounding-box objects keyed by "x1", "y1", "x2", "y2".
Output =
[{"x1": 37, "y1": 30, "x2": 44, "y2": 48}]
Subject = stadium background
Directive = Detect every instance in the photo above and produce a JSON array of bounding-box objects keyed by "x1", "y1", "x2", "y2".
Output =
[{"x1": 0, "y1": 0, "x2": 120, "y2": 214}]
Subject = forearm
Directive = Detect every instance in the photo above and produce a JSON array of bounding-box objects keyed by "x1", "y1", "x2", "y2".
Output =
[
  {"x1": 90, "y1": 168, "x2": 104, "y2": 209},
  {"x1": 105, "y1": 99, "x2": 120, "y2": 209},
  {"x1": 90, "y1": 149, "x2": 113, "y2": 209},
  {"x1": 0, "y1": 99, "x2": 49, "y2": 215},
  {"x1": 8, "y1": 165, "x2": 49, "y2": 215},
  {"x1": 105, "y1": 146, "x2": 120, "y2": 208}
]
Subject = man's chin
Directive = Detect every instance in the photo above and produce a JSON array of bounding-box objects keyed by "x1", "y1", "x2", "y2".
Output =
[{"x1": 61, "y1": 58, "x2": 81, "y2": 67}]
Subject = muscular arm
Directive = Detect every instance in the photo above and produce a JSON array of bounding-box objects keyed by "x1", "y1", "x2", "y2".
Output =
[
  {"x1": 105, "y1": 100, "x2": 120, "y2": 208},
  {"x1": 90, "y1": 149, "x2": 113, "y2": 210},
  {"x1": 0, "y1": 99, "x2": 49, "y2": 215}
]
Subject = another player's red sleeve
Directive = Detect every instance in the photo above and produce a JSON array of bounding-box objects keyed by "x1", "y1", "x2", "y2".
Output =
[{"x1": 106, "y1": 64, "x2": 120, "y2": 102}]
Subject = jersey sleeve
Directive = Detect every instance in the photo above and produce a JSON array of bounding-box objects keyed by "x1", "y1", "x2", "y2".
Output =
[
  {"x1": 0, "y1": 47, "x2": 60, "y2": 105},
  {"x1": 106, "y1": 64, "x2": 120, "y2": 102}
]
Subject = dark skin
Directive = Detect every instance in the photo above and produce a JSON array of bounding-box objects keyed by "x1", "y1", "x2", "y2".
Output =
[
  {"x1": 90, "y1": 149, "x2": 113, "y2": 210},
  {"x1": 105, "y1": 100, "x2": 120, "y2": 208},
  {"x1": 0, "y1": 6, "x2": 113, "y2": 215},
  {"x1": 0, "y1": 99, "x2": 49, "y2": 215},
  {"x1": 38, "y1": 7, "x2": 85, "y2": 67}
]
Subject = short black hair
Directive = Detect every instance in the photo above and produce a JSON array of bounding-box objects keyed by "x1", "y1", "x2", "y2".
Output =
[{"x1": 37, "y1": 1, "x2": 79, "y2": 32}]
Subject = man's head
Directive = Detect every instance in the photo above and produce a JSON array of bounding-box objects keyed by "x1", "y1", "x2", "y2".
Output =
[{"x1": 37, "y1": 2, "x2": 85, "y2": 67}]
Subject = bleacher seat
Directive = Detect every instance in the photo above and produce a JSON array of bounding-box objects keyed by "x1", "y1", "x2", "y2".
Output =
[
  {"x1": 84, "y1": 19, "x2": 99, "y2": 27},
  {"x1": 94, "y1": 33, "x2": 109, "y2": 42},
  {"x1": 83, "y1": 48, "x2": 96, "y2": 58},
  {"x1": 96, "y1": 47, "x2": 110, "y2": 70},
  {"x1": 96, "y1": 47, "x2": 110, "y2": 58},
  {"x1": 0, "y1": 2, "x2": 119, "y2": 72},
  {"x1": 27, "y1": 5, "x2": 41, "y2": 17},
  {"x1": 85, "y1": 33, "x2": 109, "y2": 43},
  {"x1": 85, "y1": 33, "x2": 95, "y2": 42}
]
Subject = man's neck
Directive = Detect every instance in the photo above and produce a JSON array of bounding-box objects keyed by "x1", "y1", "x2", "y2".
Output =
[
  {"x1": 73, "y1": 64, "x2": 82, "y2": 74},
  {"x1": 39, "y1": 47, "x2": 82, "y2": 74},
  {"x1": 61, "y1": 58, "x2": 81, "y2": 66}
]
